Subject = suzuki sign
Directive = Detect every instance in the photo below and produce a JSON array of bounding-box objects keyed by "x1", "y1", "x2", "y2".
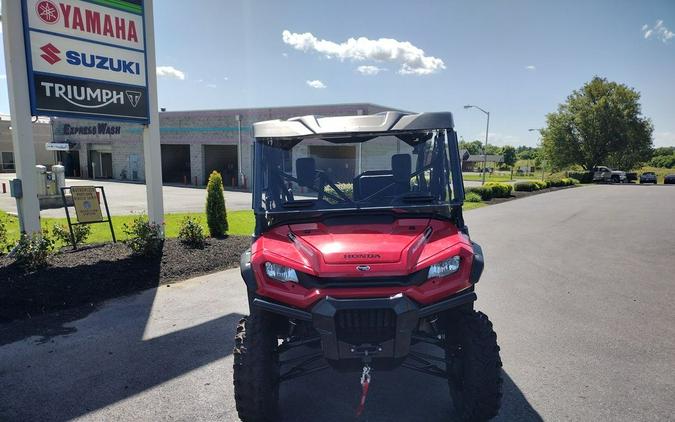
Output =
[{"x1": 22, "y1": 0, "x2": 148, "y2": 122}]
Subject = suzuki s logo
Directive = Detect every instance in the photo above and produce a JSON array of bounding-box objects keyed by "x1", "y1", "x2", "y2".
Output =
[
  {"x1": 40, "y1": 43, "x2": 61, "y2": 65},
  {"x1": 356, "y1": 265, "x2": 371, "y2": 272},
  {"x1": 36, "y1": 0, "x2": 60, "y2": 24}
]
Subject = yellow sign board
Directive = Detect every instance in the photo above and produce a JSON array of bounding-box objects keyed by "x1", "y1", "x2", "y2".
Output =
[{"x1": 71, "y1": 186, "x2": 103, "y2": 223}]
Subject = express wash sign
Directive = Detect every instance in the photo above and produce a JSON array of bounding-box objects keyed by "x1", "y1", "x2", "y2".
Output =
[{"x1": 21, "y1": 0, "x2": 149, "y2": 122}]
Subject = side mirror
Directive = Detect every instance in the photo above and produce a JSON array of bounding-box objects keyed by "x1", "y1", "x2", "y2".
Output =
[{"x1": 392, "y1": 154, "x2": 411, "y2": 183}]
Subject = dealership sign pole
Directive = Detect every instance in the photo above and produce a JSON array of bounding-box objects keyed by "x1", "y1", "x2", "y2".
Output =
[
  {"x1": 2, "y1": 0, "x2": 42, "y2": 233},
  {"x1": 141, "y1": 0, "x2": 163, "y2": 227},
  {"x1": 3, "y1": 0, "x2": 163, "y2": 232}
]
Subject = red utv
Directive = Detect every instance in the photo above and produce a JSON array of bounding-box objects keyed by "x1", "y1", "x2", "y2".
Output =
[{"x1": 233, "y1": 112, "x2": 502, "y2": 421}]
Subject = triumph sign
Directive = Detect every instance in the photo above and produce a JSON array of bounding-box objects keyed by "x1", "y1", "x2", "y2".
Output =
[{"x1": 21, "y1": 0, "x2": 149, "y2": 122}]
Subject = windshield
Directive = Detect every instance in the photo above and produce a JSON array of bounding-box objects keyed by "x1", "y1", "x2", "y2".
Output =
[{"x1": 253, "y1": 130, "x2": 458, "y2": 213}]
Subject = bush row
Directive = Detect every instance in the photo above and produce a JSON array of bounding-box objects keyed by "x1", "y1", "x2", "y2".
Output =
[
  {"x1": 567, "y1": 171, "x2": 594, "y2": 183},
  {"x1": 465, "y1": 182, "x2": 513, "y2": 201},
  {"x1": 514, "y1": 177, "x2": 579, "y2": 192}
]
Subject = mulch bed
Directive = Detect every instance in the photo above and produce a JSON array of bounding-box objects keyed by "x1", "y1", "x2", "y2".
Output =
[
  {"x1": 483, "y1": 184, "x2": 579, "y2": 205},
  {"x1": 0, "y1": 236, "x2": 251, "y2": 324}
]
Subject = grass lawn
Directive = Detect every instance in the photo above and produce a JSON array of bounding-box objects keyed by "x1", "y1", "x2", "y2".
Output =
[
  {"x1": 0, "y1": 210, "x2": 255, "y2": 246},
  {"x1": 1, "y1": 203, "x2": 485, "y2": 248}
]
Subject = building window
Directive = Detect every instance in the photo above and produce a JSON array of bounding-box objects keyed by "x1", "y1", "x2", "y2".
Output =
[
  {"x1": 282, "y1": 149, "x2": 292, "y2": 173},
  {"x1": 1, "y1": 151, "x2": 15, "y2": 171}
]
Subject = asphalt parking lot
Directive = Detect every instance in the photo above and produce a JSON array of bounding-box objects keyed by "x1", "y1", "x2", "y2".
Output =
[{"x1": 1, "y1": 184, "x2": 674, "y2": 421}]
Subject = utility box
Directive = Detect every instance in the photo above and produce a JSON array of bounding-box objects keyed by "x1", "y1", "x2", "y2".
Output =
[
  {"x1": 52, "y1": 164, "x2": 66, "y2": 190},
  {"x1": 35, "y1": 165, "x2": 47, "y2": 196}
]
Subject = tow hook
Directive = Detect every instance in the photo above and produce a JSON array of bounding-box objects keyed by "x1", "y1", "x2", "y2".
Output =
[{"x1": 356, "y1": 363, "x2": 372, "y2": 417}]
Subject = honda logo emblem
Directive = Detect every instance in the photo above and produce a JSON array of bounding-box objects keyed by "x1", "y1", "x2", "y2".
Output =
[{"x1": 356, "y1": 265, "x2": 371, "y2": 272}]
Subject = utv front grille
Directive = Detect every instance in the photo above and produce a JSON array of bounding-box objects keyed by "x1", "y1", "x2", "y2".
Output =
[
  {"x1": 297, "y1": 269, "x2": 429, "y2": 288},
  {"x1": 335, "y1": 308, "x2": 397, "y2": 345}
]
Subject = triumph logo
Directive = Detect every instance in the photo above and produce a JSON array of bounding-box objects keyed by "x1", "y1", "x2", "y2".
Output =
[
  {"x1": 40, "y1": 81, "x2": 126, "y2": 109},
  {"x1": 125, "y1": 91, "x2": 142, "y2": 108},
  {"x1": 40, "y1": 43, "x2": 61, "y2": 65}
]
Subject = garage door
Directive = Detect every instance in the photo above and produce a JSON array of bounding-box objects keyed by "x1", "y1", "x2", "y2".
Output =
[
  {"x1": 161, "y1": 144, "x2": 191, "y2": 184},
  {"x1": 203, "y1": 145, "x2": 238, "y2": 187}
]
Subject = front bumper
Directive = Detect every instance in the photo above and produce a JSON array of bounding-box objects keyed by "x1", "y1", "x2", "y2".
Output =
[{"x1": 252, "y1": 289, "x2": 476, "y2": 360}]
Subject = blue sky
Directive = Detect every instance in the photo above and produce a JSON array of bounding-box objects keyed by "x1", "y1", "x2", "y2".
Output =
[{"x1": 1, "y1": 0, "x2": 674, "y2": 147}]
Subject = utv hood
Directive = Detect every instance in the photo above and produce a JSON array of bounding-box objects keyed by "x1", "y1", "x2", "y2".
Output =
[{"x1": 288, "y1": 218, "x2": 430, "y2": 265}]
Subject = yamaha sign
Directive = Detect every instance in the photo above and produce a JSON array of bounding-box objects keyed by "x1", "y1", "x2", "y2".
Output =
[{"x1": 21, "y1": 0, "x2": 148, "y2": 123}]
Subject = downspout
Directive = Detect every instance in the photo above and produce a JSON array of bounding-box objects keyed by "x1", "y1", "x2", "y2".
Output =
[{"x1": 236, "y1": 114, "x2": 243, "y2": 188}]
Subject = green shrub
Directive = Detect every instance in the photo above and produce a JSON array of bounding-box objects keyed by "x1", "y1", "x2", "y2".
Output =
[
  {"x1": 465, "y1": 186, "x2": 493, "y2": 201},
  {"x1": 484, "y1": 182, "x2": 513, "y2": 198},
  {"x1": 533, "y1": 180, "x2": 548, "y2": 189},
  {"x1": 649, "y1": 154, "x2": 675, "y2": 169},
  {"x1": 122, "y1": 215, "x2": 163, "y2": 256},
  {"x1": 567, "y1": 177, "x2": 580, "y2": 185},
  {"x1": 568, "y1": 171, "x2": 593, "y2": 183},
  {"x1": 324, "y1": 183, "x2": 354, "y2": 203},
  {"x1": 545, "y1": 177, "x2": 565, "y2": 187},
  {"x1": 464, "y1": 191, "x2": 482, "y2": 203},
  {"x1": 514, "y1": 181, "x2": 539, "y2": 192},
  {"x1": 12, "y1": 231, "x2": 54, "y2": 270},
  {"x1": 206, "y1": 171, "x2": 228, "y2": 237},
  {"x1": 178, "y1": 216, "x2": 206, "y2": 248},
  {"x1": 51, "y1": 223, "x2": 91, "y2": 247}
]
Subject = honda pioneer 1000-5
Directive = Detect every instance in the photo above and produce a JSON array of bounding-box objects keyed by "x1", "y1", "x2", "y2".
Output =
[{"x1": 234, "y1": 111, "x2": 502, "y2": 421}]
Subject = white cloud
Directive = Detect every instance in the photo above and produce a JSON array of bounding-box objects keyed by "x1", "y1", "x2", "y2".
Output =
[
  {"x1": 205, "y1": 84, "x2": 217, "y2": 88},
  {"x1": 282, "y1": 30, "x2": 445, "y2": 75},
  {"x1": 0, "y1": 74, "x2": 6, "y2": 80},
  {"x1": 156, "y1": 66, "x2": 185, "y2": 80},
  {"x1": 281, "y1": 52, "x2": 288, "y2": 58},
  {"x1": 356, "y1": 65, "x2": 386, "y2": 75},
  {"x1": 223, "y1": 76, "x2": 229, "y2": 81},
  {"x1": 525, "y1": 65, "x2": 536, "y2": 71},
  {"x1": 642, "y1": 20, "x2": 674, "y2": 43},
  {"x1": 306, "y1": 80, "x2": 326, "y2": 89}
]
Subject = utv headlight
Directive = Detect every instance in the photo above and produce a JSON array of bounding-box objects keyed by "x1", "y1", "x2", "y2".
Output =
[
  {"x1": 428, "y1": 256, "x2": 461, "y2": 278},
  {"x1": 265, "y1": 262, "x2": 299, "y2": 283}
]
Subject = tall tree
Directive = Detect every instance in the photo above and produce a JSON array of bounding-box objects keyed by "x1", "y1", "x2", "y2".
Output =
[{"x1": 542, "y1": 77, "x2": 653, "y2": 170}]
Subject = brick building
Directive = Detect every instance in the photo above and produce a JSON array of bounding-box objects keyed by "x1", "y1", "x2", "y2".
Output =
[{"x1": 47, "y1": 102, "x2": 397, "y2": 189}]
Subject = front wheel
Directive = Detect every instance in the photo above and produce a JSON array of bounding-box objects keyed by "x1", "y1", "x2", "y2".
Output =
[
  {"x1": 445, "y1": 311, "x2": 503, "y2": 421},
  {"x1": 233, "y1": 308, "x2": 280, "y2": 422}
]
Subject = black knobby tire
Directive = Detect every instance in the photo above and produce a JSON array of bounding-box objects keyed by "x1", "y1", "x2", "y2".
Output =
[
  {"x1": 445, "y1": 311, "x2": 503, "y2": 421},
  {"x1": 233, "y1": 308, "x2": 280, "y2": 422}
]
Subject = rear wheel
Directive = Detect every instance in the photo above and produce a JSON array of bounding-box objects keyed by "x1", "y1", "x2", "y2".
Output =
[
  {"x1": 233, "y1": 307, "x2": 280, "y2": 422},
  {"x1": 445, "y1": 311, "x2": 503, "y2": 421}
]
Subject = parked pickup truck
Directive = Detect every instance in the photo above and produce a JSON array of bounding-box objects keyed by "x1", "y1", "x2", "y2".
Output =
[{"x1": 592, "y1": 166, "x2": 627, "y2": 183}]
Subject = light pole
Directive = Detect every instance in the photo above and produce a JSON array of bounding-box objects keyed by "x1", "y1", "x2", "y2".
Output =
[
  {"x1": 528, "y1": 128, "x2": 545, "y2": 180},
  {"x1": 464, "y1": 105, "x2": 490, "y2": 185}
]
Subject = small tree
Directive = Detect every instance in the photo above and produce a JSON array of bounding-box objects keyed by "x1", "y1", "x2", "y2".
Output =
[
  {"x1": 501, "y1": 145, "x2": 517, "y2": 179},
  {"x1": 205, "y1": 171, "x2": 228, "y2": 237}
]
